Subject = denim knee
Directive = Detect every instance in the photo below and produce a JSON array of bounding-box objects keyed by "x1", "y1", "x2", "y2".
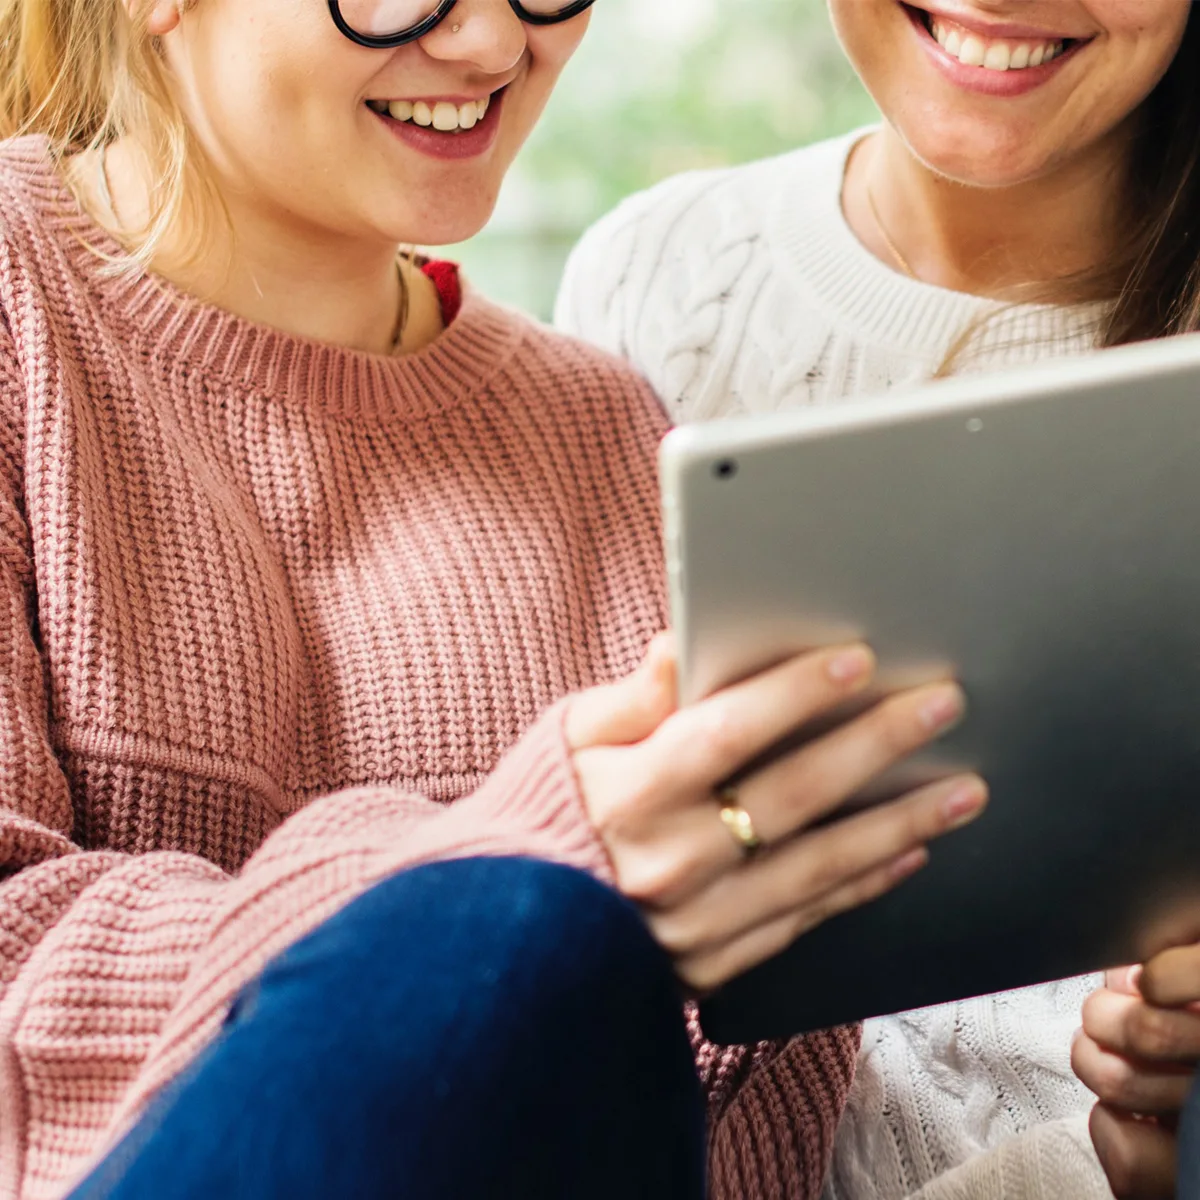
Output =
[
  {"x1": 69, "y1": 857, "x2": 704, "y2": 1200},
  {"x1": 258, "y1": 855, "x2": 678, "y2": 1037}
]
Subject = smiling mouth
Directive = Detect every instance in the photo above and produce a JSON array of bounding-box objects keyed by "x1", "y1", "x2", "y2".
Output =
[
  {"x1": 902, "y1": 4, "x2": 1089, "y2": 71},
  {"x1": 366, "y1": 89, "x2": 500, "y2": 133}
]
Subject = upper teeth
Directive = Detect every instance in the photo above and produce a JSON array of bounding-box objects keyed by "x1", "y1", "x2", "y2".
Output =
[
  {"x1": 371, "y1": 97, "x2": 490, "y2": 131},
  {"x1": 930, "y1": 18, "x2": 1065, "y2": 71}
]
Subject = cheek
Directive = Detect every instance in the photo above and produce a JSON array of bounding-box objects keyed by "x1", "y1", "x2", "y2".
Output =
[
  {"x1": 189, "y1": 49, "x2": 381, "y2": 204},
  {"x1": 517, "y1": 17, "x2": 589, "y2": 109},
  {"x1": 826, "y1": 0, "x2": 919, "y2": 118},
  {"x1": 1063, "y1": 1, "x2": 1192, "y2": 140},
  {"x1": 827, "y1": 0, "x2": 898, "y2": 71},
  {"x1": 182, "y1": 0, "x2": 372, "y2": 147}
]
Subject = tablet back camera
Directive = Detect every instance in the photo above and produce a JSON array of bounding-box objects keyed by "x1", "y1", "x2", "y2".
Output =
[{"x1": 714, "y1": 458, "x2": 739, "y2": 480}]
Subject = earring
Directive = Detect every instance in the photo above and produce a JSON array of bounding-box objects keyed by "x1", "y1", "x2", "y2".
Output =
[{"x1": 451, "y1": 22, "x2": 461, "y2": 31}]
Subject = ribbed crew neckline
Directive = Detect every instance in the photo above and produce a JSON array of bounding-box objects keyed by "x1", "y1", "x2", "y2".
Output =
[
  {"x1": 2, "y1": 135, "x2": 525, "y2": 419},
  {"x1": 765, "y1": 127, "x2": 1100, "y2": 358}
]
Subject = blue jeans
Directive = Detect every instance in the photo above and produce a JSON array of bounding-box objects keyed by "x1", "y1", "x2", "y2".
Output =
[{"x1": 70, "y1": 857, "x2": 705, "y2": 1199}]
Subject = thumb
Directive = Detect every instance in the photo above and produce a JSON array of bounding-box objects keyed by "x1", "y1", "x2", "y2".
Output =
[{"x1": 565, "y1": 632, "x2": 677, "y2": 750}]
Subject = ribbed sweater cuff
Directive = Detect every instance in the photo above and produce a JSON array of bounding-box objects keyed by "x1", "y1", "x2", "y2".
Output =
[{"x1": 434, "y1": 697, "x2": 616, "y2": 885}]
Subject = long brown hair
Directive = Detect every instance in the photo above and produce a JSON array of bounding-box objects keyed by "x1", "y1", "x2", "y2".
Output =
[
  {"x1": 1099, "y1": 7, "x2": 1200, "y2": 345},
  {"x1": 946, "y1": 9, "x2": 1200, "y2": 370}
]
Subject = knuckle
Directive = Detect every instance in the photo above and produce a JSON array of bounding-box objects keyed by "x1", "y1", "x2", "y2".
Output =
[
  {"x1": 685, "y1": 958, "x2": 722, "y2": 995},
  {"x1": 1129, "y1": 1004, "x2": 1182, "y2": 1060},
  {"x1": 1091, "y1": 1057, "x2": 1138, "y2": 1106},
  {"x1": 873, "y1": 695, "x2": 926, "y2": 755},
  {"x1": 894, "y1": 798, "x2": 934, "y2": 842},
  {"x1": 616, "y1": 850, "x2": 694, "y2": 910},
  {"x1": 646, "y1": 910, "x2": 697, "y2": 957},
  {"x1": 699, "y1": 704, "x2": 752, "y2": 765},
  {"x1": 1070, "y1": 1034, "x2": 1096, "y2": 1087},
  {"x1": 806, "y1": 846, "x2": 857, "y2": 897},
  {"x1": 1080, "y1": 990, "x2": 1106, "y2": 1037}
]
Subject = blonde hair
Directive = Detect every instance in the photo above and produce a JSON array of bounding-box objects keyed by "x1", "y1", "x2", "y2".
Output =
[{"x1": 0, "y1": 0, "x2": 218, "y2": 268}]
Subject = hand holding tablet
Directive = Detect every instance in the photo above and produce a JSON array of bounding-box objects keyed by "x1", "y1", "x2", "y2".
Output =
[
  {"x1": 566, "y1": 634, "x2": 985, "y2": 995},
  {"x1": 662, "y1": 333, "x2": 1200, "y2": 1042}
]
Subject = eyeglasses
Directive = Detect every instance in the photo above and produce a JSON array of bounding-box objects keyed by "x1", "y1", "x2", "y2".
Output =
[{"x1": 328, "y1": 0, "x2": 597, "y2": 49}]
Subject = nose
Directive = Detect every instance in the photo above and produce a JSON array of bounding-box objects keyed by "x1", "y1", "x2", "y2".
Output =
[{"x1": 418, "y1": 0, "x2": 526, "y2": 76}]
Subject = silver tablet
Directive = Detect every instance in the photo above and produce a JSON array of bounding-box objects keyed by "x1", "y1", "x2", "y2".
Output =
[{"x1": 661, "y1": 333, "x2": 1200, "y2": 1044}]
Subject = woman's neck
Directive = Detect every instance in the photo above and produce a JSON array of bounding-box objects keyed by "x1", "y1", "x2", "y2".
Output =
[
  {"x1": 70, "y1": 138, "x2": 444, "y2": 356},
  {"x1": 843, "y1": 122, "x2": 1129, "y2": 300}
]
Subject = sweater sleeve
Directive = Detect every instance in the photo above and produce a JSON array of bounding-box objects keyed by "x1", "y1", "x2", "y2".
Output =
[
  {"x1": 0, "y1": 315, "x2": 618, "y2": 1198},
  {"x1": 697, "y1": 1011, "x2": 861, "y2": 1199}
]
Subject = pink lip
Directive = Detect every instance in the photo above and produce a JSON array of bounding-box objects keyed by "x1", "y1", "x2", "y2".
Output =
[
  {"x1": 371, "y1": 89, "x2": 505, "y2": 162},
  {"x1": 902, "y1": 4, "x2": 1088, "y2": 98},
  {"x1": 913, "y1": 2, "x2": 1084, "y2": 42}
]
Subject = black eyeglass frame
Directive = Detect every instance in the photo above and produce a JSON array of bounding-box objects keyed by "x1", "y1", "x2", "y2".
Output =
[{"x1": 328, "y1": 0, "x2": 597, "y2": 49}]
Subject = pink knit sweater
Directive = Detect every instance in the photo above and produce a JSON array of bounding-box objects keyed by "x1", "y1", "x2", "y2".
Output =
[{"x1": 0, "y1": 136, "x2": 859, "y2": 1200}]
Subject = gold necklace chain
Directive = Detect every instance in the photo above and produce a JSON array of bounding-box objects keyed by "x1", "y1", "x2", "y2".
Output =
[
  {"x1": 390, "y1": 259, "x2": 410, "y2": 354},
  {"x1": 866, "y1": 184, "x2": 918, "y2": 281}
]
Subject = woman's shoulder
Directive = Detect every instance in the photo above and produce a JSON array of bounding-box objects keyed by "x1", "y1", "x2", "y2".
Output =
[
  {"x1": 0, "y1": 135, "x2": 67, "y2": 245},
  {"x1": 554, "y1": 129, "x2": 867, "y2": 358},
  {"x1": 564, "y1": 130, "x2": 860, "y2": 274},
  {"x1": 0, "y1": 135, "x2": 95, "y2": 320}
]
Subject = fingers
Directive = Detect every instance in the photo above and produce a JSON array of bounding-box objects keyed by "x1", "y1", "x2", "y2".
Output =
[
  {"x1": 650, "y1": 643, "x2": 880, "y2": 794},
  {"x1": 1073, "y1": 1029, "x2": 1194, "y2": 1115},
  {"x1": 1083, "y1": 988, "x2": 1200, "y2": 1066},
  {"x1": 1143, "y1": 944, "x2": 1200, "y2": 1009},
  {"x1": 669, "y1": 846, "x2": 928, "y2": 994},
  {"x1": 751, "y1": 772, "x2": 985, "y2": 926},
  {"x1": 1107, "y1": 966, "x2": 1143, "y2": 996},
  {"x1": 1089, "y1": 1104, "x2": 1177, "y2": 1200},
  {"x1": 571, "y1": 641, "x2": 977, "y2": 997},
  {"x1": 565, "y1": 632, "x2": 677, "y2": 749},
  {"x1": 739, "y1": 681, "x2": 966, "y2": 843},
  {"x1": 648, "y1": 773, "x2": 986, "y2": 990}
]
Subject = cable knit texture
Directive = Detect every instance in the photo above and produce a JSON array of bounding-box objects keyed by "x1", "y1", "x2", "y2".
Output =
[
  {"x1": 557, "y1": 127, "x2": 1111, "y2": 1200},
  {"x1": 0, "y1": 134, "x2": 858, "y2": 1200}
]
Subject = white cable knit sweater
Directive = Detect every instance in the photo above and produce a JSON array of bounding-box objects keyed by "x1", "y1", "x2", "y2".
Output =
[{"x1": 555, "y1": 129, "x2": 1113, "y2": 1200}]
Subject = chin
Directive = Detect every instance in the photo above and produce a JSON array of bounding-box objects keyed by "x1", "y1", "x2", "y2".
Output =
[
  {"x1": 900, "y1": 121, "x2": 1053, "y2": 189},
  {"x1": 407, "y1": 185, "x2": 503, "y2": 249},
  {"x1": 413, "y1": 212, "x2": 495, "y2": 249}
]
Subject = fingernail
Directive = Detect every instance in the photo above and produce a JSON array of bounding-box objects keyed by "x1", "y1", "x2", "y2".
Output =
[
  {"x1": 942, "y1": 780, "x2": 987, "y2": 830},
  {"x1": 828, "y1": 646, "x2": 873, "y2": 684},
  {"x1": 888, "y1": 846, "x2": 929, "y2": 882},
  {"x1": 920, "y1": 686, "x2": 965, "y2": 732}
]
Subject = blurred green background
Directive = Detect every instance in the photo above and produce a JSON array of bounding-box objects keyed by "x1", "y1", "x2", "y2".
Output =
[{"x1": 445, "y1": 0, "x2": 879, "y2": 319}]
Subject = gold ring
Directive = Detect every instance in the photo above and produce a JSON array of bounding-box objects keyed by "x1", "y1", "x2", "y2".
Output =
[{"x1": 718, "y1": 787, "x2": 763, "y2": 857}]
